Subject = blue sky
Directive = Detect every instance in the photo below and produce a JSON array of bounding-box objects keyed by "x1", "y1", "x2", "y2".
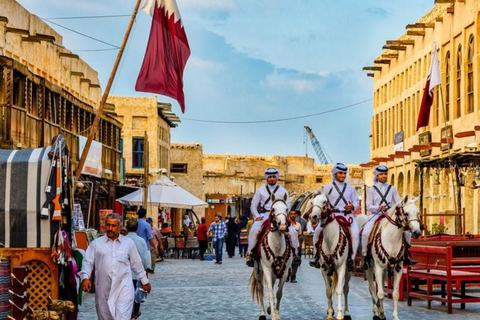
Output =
[{"x1": 17, "y1": 0, "x2": 434, "y2": 164}]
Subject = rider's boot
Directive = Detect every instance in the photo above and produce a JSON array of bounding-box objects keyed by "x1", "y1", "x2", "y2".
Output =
[
  {"x1": 361, "y1": 255, "x2": 370, "y2": 271},
  {"x1": 404, "y1": 245, "x2": 418, "y2": 266},
  {"x1": 309, "y1": 258, "x2": 320, "y2": 268},
  {"x1": 346, "y1": 257, "x2": 354, "y2": 272},
  {"x1": 290, "y1": 266, "x2": 298, "y2": 283},
  {"x1": 246, "y1": 252, "x2": 255, "y2": 267},
  {"x1": 292, "y1": 249, "x2": 302, "y2": 267}
]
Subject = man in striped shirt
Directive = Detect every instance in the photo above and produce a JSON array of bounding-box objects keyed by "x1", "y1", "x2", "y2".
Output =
[{"x1": 209, "y1": 213, "x2": 227, "y2": 264}]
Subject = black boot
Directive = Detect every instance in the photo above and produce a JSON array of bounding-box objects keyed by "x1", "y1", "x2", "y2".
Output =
[
  {"x1": 347, "y1": 257, "x2": 354, "y2": 272},
  {"x1": 361, "y1": 255, "x2": 370, "y2": 271},
  {"x1": 404, "y1": 246, "x2": 418, "y2": 266},
  {"x1": 309, "y1": 258, "x2": 320, "y2": 268},
  {"x1": 292, "y1": 255, "x2": 302, "y2": 267}
]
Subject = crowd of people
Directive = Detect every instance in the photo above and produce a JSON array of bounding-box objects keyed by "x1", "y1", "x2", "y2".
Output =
[{"x1": 79, "y1": 164, "x2": 415, "y2": 320}]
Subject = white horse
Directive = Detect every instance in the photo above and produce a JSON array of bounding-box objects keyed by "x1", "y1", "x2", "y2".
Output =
[
  {"x1": 249, "y1": 194, "x2": 293, "y2": 320},
  {"x1": 310, "y1": 192, "x2": 352, "y2": 320},
  {"x1": 357, "y1": 196, "x2": 421, "y2": 320}
]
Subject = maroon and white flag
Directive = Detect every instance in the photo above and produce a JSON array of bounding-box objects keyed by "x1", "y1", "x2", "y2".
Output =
[
  {"x1": 416, "y1": 43, "x2": 441, "y2": 131},
  {"x1": 136, "y1": 0, "x2": 191, "y2": 113}
]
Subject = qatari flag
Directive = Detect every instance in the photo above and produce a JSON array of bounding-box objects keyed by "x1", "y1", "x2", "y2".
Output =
[
  {"x1": 416, "y1": 43, "x2": 441, "y2": 131},
  {"x1": 136, "y1": 0, "x2": 191, "y2": 113}
]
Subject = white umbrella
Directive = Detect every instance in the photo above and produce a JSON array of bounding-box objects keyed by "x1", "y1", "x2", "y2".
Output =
[{"x1": 117, "y1": 175, "x2": 207, "y2": 209}]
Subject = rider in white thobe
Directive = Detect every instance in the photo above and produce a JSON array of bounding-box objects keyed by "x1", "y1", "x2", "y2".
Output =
[
  {"x1": 362, "y1": 165, "x2": 416, "y2": 269},
  {"x1": 246, "y1": 168, "x2": 300, "y2": 267},
  {"x1": 311, "y1": 163, "x2": 359, "y2": 271},
  {"x1": 79, "y1": 225, "x2": 149, "y2": 320}
]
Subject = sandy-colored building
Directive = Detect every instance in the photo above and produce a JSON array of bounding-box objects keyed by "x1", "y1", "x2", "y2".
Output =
[
  {"x1": 363, "y1": 0, "x2": 480, "y2": 234},
  {"x1": 170, "y1": 143, "x2": 364, "y2": 227},
  {"x1": 108, "y1": 97, "x2": 179, "y2": 187}
]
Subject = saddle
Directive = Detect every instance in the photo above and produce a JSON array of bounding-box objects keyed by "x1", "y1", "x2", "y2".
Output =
[{"x1": 365, "y1": 214, "x2": 387, "y2": 257}]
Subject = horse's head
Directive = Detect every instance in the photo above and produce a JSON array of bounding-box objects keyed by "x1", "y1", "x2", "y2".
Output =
[
  {"x1": 269, "y1": 193, "x2": 289, "y2": 233},
  {"x1": 309, "y1": 191, "x2": 330, "y2": 224},
  {"x1": 403, "y1": 195, "x2": 422, "y2": 239}
]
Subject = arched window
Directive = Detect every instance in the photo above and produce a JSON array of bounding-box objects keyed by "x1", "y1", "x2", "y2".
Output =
[
  {"x1": 455, "y1": 44, "x2": 462, "y2": 119},
  {"x1": 445, "y1": 51, "x2": 451, "y2": 121},
  {"x1": 467, "y1": 35, "x2": 474, "y2": 113}
]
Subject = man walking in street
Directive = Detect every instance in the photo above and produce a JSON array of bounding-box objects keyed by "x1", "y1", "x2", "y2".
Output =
[
  {"x1": 136, "y1": 208, "x2": 158, "y2": 273},
  {"x1": 197, "y1": 217, "x2": 208, "y2": 260},
  {"x1": 362, "y1": 165, "x2": 417, "y2": 269},
  {"x1": 125, "y1": 219, "x2": 151, "y2": 320},
  {"x1": 310, "y1": 163, "x2": 359, "y2": 272},
  {"x1": 79, "y1": 213, "x2": 151, "y2": 320},
  {"x1": 209, "y1": 213, "x2": 227, "y2": 264}
]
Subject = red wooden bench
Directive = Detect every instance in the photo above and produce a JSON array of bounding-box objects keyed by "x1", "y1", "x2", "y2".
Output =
[{"x1": 406, "y1": 243, "x2": 480, "y2": 313}]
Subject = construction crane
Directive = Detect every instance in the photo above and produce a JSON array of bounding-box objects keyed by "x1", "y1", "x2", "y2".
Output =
[{"x1": 304, "y1": 126, "x2": 332, "y2": 164}]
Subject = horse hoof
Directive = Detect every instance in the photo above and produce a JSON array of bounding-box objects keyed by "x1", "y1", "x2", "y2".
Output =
[
  {"x1": 373, "y1": 316, "x2": 380, "y2": 320},
  {"x1": 344, "y1": 315, "x2": 352, "y2": 320},
  {"x1": 267, "y1": 306, "x2": 271, "y2": 315},
  {"x1": 259, "y1": 316, "x2": 267, "y2": 320}
]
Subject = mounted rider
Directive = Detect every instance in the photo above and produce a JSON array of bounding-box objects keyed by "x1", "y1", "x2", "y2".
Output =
[
  {"x1": 362, "y1": 165, "x2": 417, "y2": 270},
  {"x1": 310, "y1": 163, "x2": 359, "y2": 272},
  {"x1": 246, "y1": 168, "x2": 301, "y2": 268}
]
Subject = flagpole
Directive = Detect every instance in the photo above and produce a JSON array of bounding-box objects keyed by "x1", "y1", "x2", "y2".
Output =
[{"x1": 75, "y1": 0, "x2": 143, "y2": 180}]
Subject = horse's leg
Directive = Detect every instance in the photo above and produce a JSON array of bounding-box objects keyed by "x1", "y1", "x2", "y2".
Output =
[
  {"x1": 322, "y1": 270, "x2": 334, "y2": 320},
  {"x1": 275, "y1": 272, "x2": 288, "y2": 320},
  {"x1": 392, "y1": 268, "x2": 403, "y2": 320},
  {"x1": 335, "y1": 265, "x2": 346, "y2": 320},
  {"x1": 257, "y1": 264, "x2": 266, "y2": 318},
  {"x1": 343, "y1": 271, "x2": 351, "y2": 320},
  {"x1": 366, "y1": 268, "x2": 379, "y2": 319},
  {"x1": 374, "y1": 265, "x2": 386, "y2": 320},
  {"x1": 264, "y1": 269, "x2": 276, "y2": 320}
]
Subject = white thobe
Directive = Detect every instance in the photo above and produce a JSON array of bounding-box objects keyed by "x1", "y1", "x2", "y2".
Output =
[
  {"x1": 78, "y1": 235, "x2": 149, "y2": 320},
  {"x1": 248, "y1": 184, "x2": 297, "y2": 253},
  {"x1": 362, "y1": 183, "x2": 405, "y2": 255},
  {"x1": 314, "y1": 181, "x2": 360, "y2": 260}
]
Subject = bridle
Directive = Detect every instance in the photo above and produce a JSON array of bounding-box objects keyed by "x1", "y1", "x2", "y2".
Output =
[
  {"x1": 383, "y1": 205, "x2": 419, "y2": 229},
  {"x1": 269, "y1": 199, "x2": 289, "y2": 232}
]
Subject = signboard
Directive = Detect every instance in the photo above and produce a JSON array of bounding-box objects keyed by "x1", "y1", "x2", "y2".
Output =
[
  {"x1": 350, "y1": 168, "x2": 364, "y2": 179},
  {"x1": 207, "y1": 199, "x2": 225, "y2": 204},
  {"x1": 419, "y1": 131, "x2": 432, "y2": 157},
  {"x1": 394, "y1": 131, "x2": 404, "y2": 152},
  {"x1": 79, "y1": 135, "x2": 103, "y2": 177}
]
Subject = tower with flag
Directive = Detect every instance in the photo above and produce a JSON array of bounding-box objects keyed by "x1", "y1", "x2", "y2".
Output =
[{"x1": 136, "y1": 0, "x2": 191, "y2": 113}]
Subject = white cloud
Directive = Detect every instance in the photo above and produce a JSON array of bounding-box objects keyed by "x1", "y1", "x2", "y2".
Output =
[
  {"x1": 188, "y1": 57, "x2": 225, "y2": 72},
  {"x1": 182, "y1": 0, "x2": 237, "y2": 11},
  {"x1": 263, "y1": 71, "x2": 319, "y2": 93}
]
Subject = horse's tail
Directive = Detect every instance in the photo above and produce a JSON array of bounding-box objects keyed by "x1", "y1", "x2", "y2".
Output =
[{"x1": 249, "y1": 266, "x2": 261, "y2": 303}]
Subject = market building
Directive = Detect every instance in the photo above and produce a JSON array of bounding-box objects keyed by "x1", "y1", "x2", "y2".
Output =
[{"x1": 362, "y1": 0, "x2": 480, "y2": 235}]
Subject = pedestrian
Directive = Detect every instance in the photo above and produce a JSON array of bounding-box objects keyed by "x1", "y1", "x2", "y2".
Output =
[
  {"x1": 310, "y1": 163, "x2": 359, "y2": 271},
  {"x1": 246, "y1": 168, "x2": 301, "y2": 268},
  {"x1": 287, "y1": 211, "x2": 302, "y2": 283},
  {"x1": 238, "y1": 215, "x2": 248, "y2": 257},
  {"x1": 136, "y1": 208, "x2": 158, "y2": 274},
  {"x1": 160, "y1": 223, "x2": 172, "y2": 237},
  {"x1": 147, "y1": 217, "x2": 164, "y2": 262},
  {"x1": 209, "y1": 213, "x2": 227, "y2": 264},
  {"x1": 78, "y1": 213, "x2": 151, "y2": 320},
  {"x1": 362, "y1": 165, "x2": 417, "y2": 269},
  {"x1": 183, "y1": 214, "x2": 191, "y2": 228},
  {"x1": 197, "y1": 217, "x2": 208, "y2": 260},
  {"x1": 226, "y1": 215, "x2": 239, "y2": 258},
  {"x1": 125, "y1": 219, "x2": 151, "y2": 320}
]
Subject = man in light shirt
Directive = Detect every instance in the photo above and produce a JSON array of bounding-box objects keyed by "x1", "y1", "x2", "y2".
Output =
[{"x1": 79, "y1": 213, "x2": 151, "y2": 320}]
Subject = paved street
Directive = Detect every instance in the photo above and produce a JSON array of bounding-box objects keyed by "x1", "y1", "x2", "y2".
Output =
[{"x1": 78, "y1": 256, "x2": 480, "y2": 320}]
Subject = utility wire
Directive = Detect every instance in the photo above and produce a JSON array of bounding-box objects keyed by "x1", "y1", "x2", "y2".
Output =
[
  {"x1": 72, "y1": 48, "x2": 119, "y2": 52},
  {"x1": 181, "y1": 98, "x2": 372, "y2": 124},
  {"x1": 41, "y1": 17, "x2": 120, "y2": 49}
]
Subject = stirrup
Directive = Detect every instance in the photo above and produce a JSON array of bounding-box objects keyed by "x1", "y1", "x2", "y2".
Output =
[
  {"x1": 404, "y1": 256, "x2": 418, "y2": 266},
  {"x1": 292, "y1": 256, "x2": 302, "y2": 267},
  {"x1": 361, "y1": 256, "x2": 370, "y2": 271},
  {"x1": 246, "y1": 257, "x2": 254, "y2": 267},
  {"x1": 309, "y1": 259, "x2": 320, "y2": 268}
]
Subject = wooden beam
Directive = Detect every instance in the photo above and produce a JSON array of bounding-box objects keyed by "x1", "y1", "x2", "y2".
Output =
[
  {"x1": 70, "y1": 71, "x2": 85, "y2": 77},
  {"x1": 89, "y1": 83, "x2": 101, "y2": 88},
  {"x1": 436, "y1": 17, "x2": 444, "y2": 22},
  {"x1": 405, "y1": 23, "x2": 435, "y2": 29},
  {"x1": 367, "y1": 73, "x2": 374, "y2": 77},
  {"x1": 441, "y1": 137, "x2": 454, "y2": 144},
  {"x1": 5, "y1": 27, "x2": 29, "y2": 35},
  {"x1": 407, "y1": 30, "x2": 426, "y2": 36},
  {"x1": 447, "y1": 6, "x2": 455, "y2": 14},
  {"x1": 455, "y1": 130, "x2": 475, "y2": 138},
  {"x1": 395, "y1": 151, "x2": 411, "y2": 156},
  {"x1": 363, "y1": 66, "x2": 382, "y2": 71},
  {"x1": 388, "y1": 153, "x2": 404, "y2": 159},
  {"x1": 429, "y1": 142, "x2": 442, "y2": 148},
  {"x1": 21, "y1": 36, "x2": 40, "y2": 43},
  {"x1": 434, "y1": 0, "x2": 455, "y2": 3},
  {"x1": 59, "y1": 52, "x2": 79, "y2": 59},
  {"x1": 373, "y1": 59, "x2": 391, "y2": 65},
  {"x1": 373, "y1": 157, "x2": 390, "y2": 162},
  {"x1": 0, "y1": 16, "x2": 8, "y2": 23},
  {"x1": 382, "y1": 45, "x2": 406, "y2": 51},
  {"x1": 474, "y1": 125, "x2": 480, "y2": 131},
  {"x1": 381, "y1": 53, "x2": 399, "y2": 59}
]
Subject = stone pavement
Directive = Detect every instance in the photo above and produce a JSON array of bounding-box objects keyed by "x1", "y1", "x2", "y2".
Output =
[{"x1": 77, "y1": 256, "x2": 480, "y2": 320}]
